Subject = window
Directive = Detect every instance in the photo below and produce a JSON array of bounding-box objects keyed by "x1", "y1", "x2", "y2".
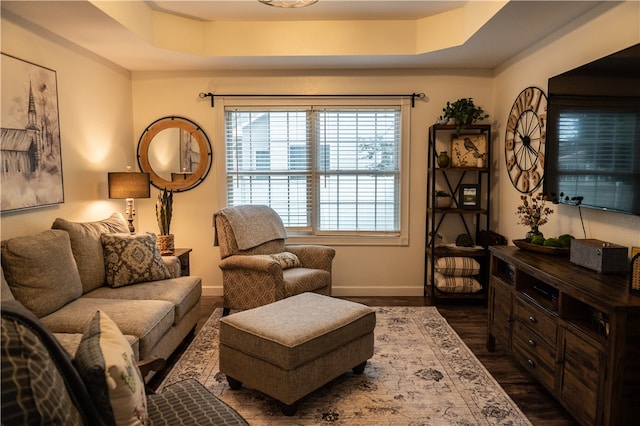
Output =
[{"x1": 224, "y1": 103, "x2": 405, "y2": 237}]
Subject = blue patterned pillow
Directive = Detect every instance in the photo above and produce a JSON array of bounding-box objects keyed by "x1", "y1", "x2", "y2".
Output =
[
  {"x1": 74, "y1": 310, "x2": 148, "y2": 425},
  {"x1": 101, "y1": 233, "x2": 171, "y2": 288}
]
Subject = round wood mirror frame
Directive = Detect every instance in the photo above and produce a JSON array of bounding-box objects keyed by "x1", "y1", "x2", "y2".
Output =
[{"x1": 137, "y1": 116, "x2": 212, "y2": 192}]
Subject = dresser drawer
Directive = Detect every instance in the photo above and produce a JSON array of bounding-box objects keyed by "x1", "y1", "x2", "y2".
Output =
[
  {"x1": 513, "y1": 320, "x2": 557, "y2": 391},
  {"x1": 514, "y1": 296, "x2": 557, "y2": 345}
]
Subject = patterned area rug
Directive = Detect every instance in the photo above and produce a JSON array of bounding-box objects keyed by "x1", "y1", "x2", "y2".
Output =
[{"x1": 159, "y1": 306, "x2": 531, "y2": 425}]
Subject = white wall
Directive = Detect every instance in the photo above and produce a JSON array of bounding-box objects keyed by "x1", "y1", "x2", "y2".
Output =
[
  {"x1": 1, "y1": 14, "x2": 135, "y2": 237},
  {"x1": 131, "y1": 70, "x2": 493, "y2": 296},
  {"x1": 492, "y1": 1, "x2": 640, "y2": 249}
]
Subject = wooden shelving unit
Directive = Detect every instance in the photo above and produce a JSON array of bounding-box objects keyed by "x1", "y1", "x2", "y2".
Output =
[{"x1": 424, "y1": 124, "x2": 492, "y2": 303}]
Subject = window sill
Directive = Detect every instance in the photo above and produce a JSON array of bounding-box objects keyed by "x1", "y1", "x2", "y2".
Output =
[{"x1": 286, "y1": 234, "x2": 408, "y2": 247}]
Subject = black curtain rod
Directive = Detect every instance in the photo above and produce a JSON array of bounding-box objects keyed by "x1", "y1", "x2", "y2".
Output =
[{"x1": 198, "y1": 92, "x2": 425, "y2": 108}]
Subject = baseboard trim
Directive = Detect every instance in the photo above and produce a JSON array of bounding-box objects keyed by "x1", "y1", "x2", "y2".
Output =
[{"x1": 201, "y1": 286, "x2": 424, "y2": 297}]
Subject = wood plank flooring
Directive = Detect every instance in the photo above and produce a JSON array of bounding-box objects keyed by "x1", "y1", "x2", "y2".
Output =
[{"x1": 153, "y1": 296, "x2": 578, "y2": 425}]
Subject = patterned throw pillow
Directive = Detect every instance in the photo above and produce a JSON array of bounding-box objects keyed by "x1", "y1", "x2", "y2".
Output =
[
  {"x1": 434, "y1": 272, "x2": 482, "y2": 293},
  {"x1": 255, "y1": 252, "x2": 301, "y2": 269},
  {"x1": 74, "y1": 310, "x2": 148, "y2": 425},
  {"x1": 434, "y1": 257, "x2": 480, "y2": 276},
  {"x1": 100, "y1": 233, "x2": 171, "y2": 288}
]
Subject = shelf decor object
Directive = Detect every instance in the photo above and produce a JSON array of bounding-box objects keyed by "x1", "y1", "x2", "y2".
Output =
[
  {"x1": 451, "y1": 134, "x2": 487, "y2": 167},
  {"x1": 512, "y1": 239, "x2": 569, "y2": 256},
  {"x1": 630, "y1": 253, "x2": 640, "y2": 295}
]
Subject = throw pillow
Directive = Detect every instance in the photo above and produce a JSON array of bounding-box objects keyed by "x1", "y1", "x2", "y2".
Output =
[
  {"x1": 434, "y1": 257, "x2": 480, "y2": 276},
  {"x1": 255, "y1": 252, "x2": 301, "y2": 269},
  {"x1": 101, "y1": 233, "x2": 171, "y2": 288},
  {"x1": 434, "y1": 272, "x2": 482, "y2": 293},
  {"x1": 52, "y1": 213, "x2": 130, "y2": 293},
  {"x1": 74, "y1": 310, "x2": 148, "y2": 425},
  {"x1": 1, "y1": 230, "x2": 83, "y2": 317},
  {"x1": 270, "y1": 252, "x2": 301, "y2": 269}
]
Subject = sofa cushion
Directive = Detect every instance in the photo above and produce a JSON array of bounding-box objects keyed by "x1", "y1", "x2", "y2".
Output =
[
  {"x1": 54, "y1": 332, "x2": 140, "y2": 361},
  {"x1": 84, "y1": 276, "x2": 202, "y2": 325},
  {"x1": 1, "y1": 230, "x2": 83, "y2": 317},
  {"x1": 101, "y1": 233, "x2": 171, "y2": 288},
  {"x1": 40, "y1": 298, "x2": 174, "y2": 359},
  {"x1": 52, "y1": 213, "x2": 129, "y2": 293},
  {"x1": 74, "y1": 310, "x2": 148, "y2": 425}
]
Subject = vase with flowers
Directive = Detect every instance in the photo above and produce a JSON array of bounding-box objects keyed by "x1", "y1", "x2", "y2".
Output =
[{"x1": 515, "y1": 192, "x2": 553, "y2": 242}]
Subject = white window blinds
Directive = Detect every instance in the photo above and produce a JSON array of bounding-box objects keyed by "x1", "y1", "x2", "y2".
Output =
[{"x1": 225, "y1": 106, "x2": 401, "y2": 233}]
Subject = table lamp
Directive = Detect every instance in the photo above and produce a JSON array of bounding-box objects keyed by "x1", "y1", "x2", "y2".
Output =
[{"x1": 108, "y1": 167, "x2": 150, "y2": 233}]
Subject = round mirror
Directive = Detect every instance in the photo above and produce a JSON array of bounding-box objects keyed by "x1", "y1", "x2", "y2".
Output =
[{"x1": 137, "y1": 116, "x2": 212, "y2": 192}]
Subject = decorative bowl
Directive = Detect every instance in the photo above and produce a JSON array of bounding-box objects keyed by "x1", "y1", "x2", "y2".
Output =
[{"x1": 513, "y1": 239, "x2": 570, "y2": 256}]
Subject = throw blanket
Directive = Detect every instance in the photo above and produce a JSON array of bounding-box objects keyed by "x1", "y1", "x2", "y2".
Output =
[{"x1": 214, "y1": 205, "x2": 287, "y2": 250}]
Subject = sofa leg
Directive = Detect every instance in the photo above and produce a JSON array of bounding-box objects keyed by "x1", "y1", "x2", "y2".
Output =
[
  {"x1": 226, "y1": 375, "x2": 243, "y2": 390},
  {"x1": 222, "y1": 307, "x2": 231, "y2": 317},
  {"x1": 353, "y1": 361, "x2": 367, "y2": 374},
  {"x1": 281, "y1": 401, "x2": 299, "y2": 416}
]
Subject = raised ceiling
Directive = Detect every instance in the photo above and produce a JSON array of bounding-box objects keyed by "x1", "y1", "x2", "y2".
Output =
[{"x1": 1, "y1": 0, "x2": 609, "y2": 71}]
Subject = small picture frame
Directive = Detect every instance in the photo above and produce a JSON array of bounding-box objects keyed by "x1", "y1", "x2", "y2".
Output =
[
  {"x1": 459, "y1": 184, "x2": 480, "y2": 209},
  {"x1": 451, "y1": 134, "x2": 487, "y2": 167}
]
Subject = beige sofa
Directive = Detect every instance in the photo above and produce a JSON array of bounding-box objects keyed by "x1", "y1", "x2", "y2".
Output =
[{"x1": 0, "y1": 213, "x2": 201, "y2": 361}]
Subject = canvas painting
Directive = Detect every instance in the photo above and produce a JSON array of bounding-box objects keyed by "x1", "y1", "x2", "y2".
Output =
[
  {"x1": 451, "y1": 134, "x2": 487, "y2": 167},
  {"x1": 1, "y1": 54, "x2": 64, "y2": 212}
]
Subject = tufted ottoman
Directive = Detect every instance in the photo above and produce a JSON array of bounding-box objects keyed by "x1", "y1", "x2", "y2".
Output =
[{"x1": 219, "y1": 292, "x2": 376, "y2": 415}]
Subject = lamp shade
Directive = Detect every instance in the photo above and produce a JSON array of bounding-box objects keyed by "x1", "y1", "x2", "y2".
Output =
[{"x1": 108, "y1": 172, "x2": 150, "y2": 199}]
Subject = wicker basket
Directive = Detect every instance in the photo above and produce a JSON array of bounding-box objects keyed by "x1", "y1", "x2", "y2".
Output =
[
  {"x1": 630, "y1": 253, "x2": 640, "y2": 295},
  {"x1": 157, "y1": 234, "x2": 175, "y2": 255}
]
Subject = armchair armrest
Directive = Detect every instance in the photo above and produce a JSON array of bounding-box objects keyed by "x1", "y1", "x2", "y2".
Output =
[
  {"x1": 219, "y1": 254, "x2": 282, "y2": 274},
  {"x1": 286, "y1": 245, "x2": 336, "y2": 271}
]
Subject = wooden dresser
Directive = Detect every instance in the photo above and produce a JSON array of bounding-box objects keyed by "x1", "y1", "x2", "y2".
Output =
[{"x1": 487, "y1": 246, "x2": 640, "y2": 425}]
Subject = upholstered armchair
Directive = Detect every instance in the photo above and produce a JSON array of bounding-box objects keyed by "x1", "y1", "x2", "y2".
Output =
[{"x1": 213, "y1": 205, "x2": 335, "y2": 315}]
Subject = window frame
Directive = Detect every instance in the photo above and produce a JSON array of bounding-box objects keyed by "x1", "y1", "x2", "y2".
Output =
[{"x1": 215, "y1": 96, "x2": 411, "y2": 246}]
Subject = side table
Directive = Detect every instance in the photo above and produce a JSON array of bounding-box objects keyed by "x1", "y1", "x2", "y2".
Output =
[{"x1": 164, "y1": 248, "x2": 192, "y2": 276}]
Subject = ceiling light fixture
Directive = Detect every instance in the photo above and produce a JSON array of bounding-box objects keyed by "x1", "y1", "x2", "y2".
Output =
[{"x1": 258, "y1": 0, "x2": 318, "y2": 8}]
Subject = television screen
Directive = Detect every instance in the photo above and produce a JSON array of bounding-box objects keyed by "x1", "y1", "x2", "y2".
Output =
[{"x1": 544, "y1": 44, "x2": 640, "y2": 216}]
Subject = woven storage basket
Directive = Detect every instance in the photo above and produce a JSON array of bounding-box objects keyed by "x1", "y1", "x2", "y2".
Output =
[{"x1": 631, "y1": 253, "x2": 640, "y2": 295}]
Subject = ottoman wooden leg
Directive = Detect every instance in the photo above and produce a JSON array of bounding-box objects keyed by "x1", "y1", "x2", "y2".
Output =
[
  {"x1": 353, "y1": 361, "x2": 367, "y2": 374},
  {"x1": 281, "y1": 401, "x2": 299, "y2": 416},
  {"x1": 227, "y1": 375, "x2": 243, "y2": 390}
]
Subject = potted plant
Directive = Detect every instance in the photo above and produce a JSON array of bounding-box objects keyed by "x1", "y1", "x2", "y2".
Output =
[
  {"x1": 440, "y1": 98, "x2": 489, "y2": 135},
  {"x1": 435, "y1": 190, "x2": 453, "y2": 208},
  {"x1": 156, "y1": 187, "x2": 174, "y2": 254}
]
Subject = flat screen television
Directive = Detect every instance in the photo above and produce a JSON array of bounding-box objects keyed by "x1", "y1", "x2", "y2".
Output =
[{"x1": 544, "y1": 43, "x2": 640, "y2": 216}]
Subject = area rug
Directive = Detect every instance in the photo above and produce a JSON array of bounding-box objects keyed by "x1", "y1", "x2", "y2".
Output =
[{"x1": 159, "y1": 306, "x2": 531, "y2": 425}]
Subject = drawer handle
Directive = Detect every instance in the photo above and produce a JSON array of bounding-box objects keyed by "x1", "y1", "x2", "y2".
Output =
[
  {"x1": 527, "y1": 359, "x2": 535, "y2": 367},
  {"x1": 528, "y1": 316, "x2": 537, "y2": 323},
  {"x1": 528, "y1": 339, "x2": 536, "y2": 347}
]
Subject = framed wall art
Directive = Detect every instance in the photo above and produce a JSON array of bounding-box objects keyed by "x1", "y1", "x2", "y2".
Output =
[
  {"x1": 459, "y1": 184, "x2": 480, "y2": 209},
  {"x1": 1, "y1": 53, "x2": 64, "y2": 212},
  {"x1": 451, "y1": 134, "x2": 487, "y2": 167}
]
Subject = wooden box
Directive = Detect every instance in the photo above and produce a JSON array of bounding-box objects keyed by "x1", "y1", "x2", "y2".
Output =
[{"x1": 570, "y1": 239, "x2": 628, "y2": 274}]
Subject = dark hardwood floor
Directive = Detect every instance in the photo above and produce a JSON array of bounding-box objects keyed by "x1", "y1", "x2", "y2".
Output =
[{"x1": 152, "y1": 296, "x2": 578, "y2": 426}]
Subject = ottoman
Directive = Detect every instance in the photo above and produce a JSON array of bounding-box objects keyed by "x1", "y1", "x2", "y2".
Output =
[{"x1": 219, "y1": 292, "x2": 376, "y2": 415}]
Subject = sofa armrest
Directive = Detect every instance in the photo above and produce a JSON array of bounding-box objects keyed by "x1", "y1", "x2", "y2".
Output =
[
  {"x1": 286, "y1": 245, "x2": 336, "y2": 272},
  {"x1": 162, "y1": 256, "x2": 181, "y2": 278},
  {"x1": 219, "y1": 255, "x2": 281, "y2": 274}
]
